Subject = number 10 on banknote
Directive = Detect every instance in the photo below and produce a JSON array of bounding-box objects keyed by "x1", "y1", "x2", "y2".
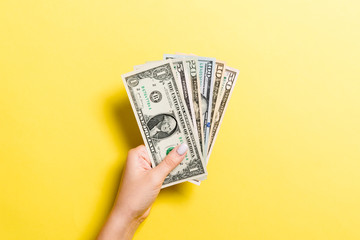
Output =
[{"x1": 121, "y1": 61, "x2": 207, "y2": 188}]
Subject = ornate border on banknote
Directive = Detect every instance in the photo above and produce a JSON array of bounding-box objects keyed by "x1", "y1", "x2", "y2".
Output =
[{"x1": 122, "y1": 61, "x2": 207, "y2": 187}]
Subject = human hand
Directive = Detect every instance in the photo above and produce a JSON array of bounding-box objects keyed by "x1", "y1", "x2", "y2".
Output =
[{"x1": 97, "y1": 143, "x2": 188, "y2": 240}]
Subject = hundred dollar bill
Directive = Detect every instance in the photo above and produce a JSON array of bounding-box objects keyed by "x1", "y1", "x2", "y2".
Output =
[
  {"x1": 206, "y1": 66, "x2": 240, "y2": 164},
  {"x1": 122, "y1": 61, "x2": 207, "y2": 187},
  {"x1": 164, "y1": 54, "x2": 216, "y2": 156}
]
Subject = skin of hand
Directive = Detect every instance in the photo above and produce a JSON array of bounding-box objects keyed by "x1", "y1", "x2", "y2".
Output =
[{"x1": 97, "y1": 143, "x2": 188, "y2": 240}]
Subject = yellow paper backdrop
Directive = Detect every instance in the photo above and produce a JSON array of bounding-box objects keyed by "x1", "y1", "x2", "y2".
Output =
[{"x1": 1, "y1": 0, "x2": 359, "y2": 239}]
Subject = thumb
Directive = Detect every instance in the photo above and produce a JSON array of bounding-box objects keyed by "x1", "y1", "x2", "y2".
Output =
[{"x1": 152, "y1": 143, "x2": 188, "y2": 180}]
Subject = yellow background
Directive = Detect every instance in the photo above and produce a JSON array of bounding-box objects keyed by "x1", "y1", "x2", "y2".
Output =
[{"x1": 1, "y1": 0, "x2": 359, "y2": 239}]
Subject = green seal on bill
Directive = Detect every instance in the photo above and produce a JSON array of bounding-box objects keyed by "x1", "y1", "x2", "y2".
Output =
[{"x1": 166, "y1": 147, "x2": 174, "y2": 155}]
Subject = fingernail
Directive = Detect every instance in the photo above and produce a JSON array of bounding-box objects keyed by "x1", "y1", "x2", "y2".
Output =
[{"x1": 177, "y1": 143, "x2": 188, "y2": 155}]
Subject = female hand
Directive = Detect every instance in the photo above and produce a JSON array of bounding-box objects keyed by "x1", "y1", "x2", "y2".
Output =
[{"x1": 97, "y1": 143, "x2": 188, "y2": 240}]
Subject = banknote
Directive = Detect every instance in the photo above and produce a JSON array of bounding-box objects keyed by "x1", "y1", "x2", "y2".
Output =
[
  {"x1": 206, "y1": 66, "x2": 240, "y2": 164},
  {"x1": 182, "y1": 58, "x2": 204, "y2": 155},
  {"x1": 164, "y1": 54, "x2": 216, "y2": 156},
  {"x1": 133, "y1": 60, "x2": 205, "y2": 184},
  {"x1": 134, "y1": 60, "x2": 198, "y2": 136},
  {"x1": 215, "y1": 65, "x2": 233, "y2": 107},
  {"x1": 192, "y1": 56, "x2": 216, "y2": 156},
  {"x1": 210, "y1": 61, "x2": 226, "y2": 128},
  {"x1": 164, "y1": 55, "x2": 205, "y2": 155},
  {"x1": 122, "y1": 61, "x2": 207, "y2": 187},
  {"x1": 170, "y1": 59, "x2": 196, "y2": 126}
]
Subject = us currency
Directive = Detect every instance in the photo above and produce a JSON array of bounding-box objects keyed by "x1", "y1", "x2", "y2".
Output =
[
  {"x1": 122, "y1": 61, "x2": 207, "y2": 187},
  {"x1": 137, "y1": 57, "x2": 205, "y2": 184},
  {"x1": 215, "y1": 65, "x2": 233, "y2": 107},
  {"x1": 134, "y1": 60, "x2": 199, "y2": 142},
  {"x1": 170, "y1": 59, "x2": 204, "y2": 159},
  {"x1": 182, "y1": 58, "x2": 204, "y2": 155},
  {"x1": 183, "y1": 58, "x2": 208, "y2": 184},
  {"x1": 164, "y1": 54, "x2": 216, "y2": 156},
  {"x1": 210, "y1": 61, "x2": 226, "y2": 128},
  {"x1": 206, "y1": 66, "x2": 240, "y2": 164},
  {"x1": 163, "y1": 55, "x2": 205, "y2": 156},
  {"x1": 170, "y1": 59, "x2": 196, "y2": 126}
]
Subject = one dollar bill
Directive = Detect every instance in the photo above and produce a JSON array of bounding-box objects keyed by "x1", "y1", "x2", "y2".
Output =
[
  {"x1": 122, "y1": 61, "x2": 207, "y2": 187},
  {"x1": 133, "y1": 59, "x2": 200, "y2": 147}
]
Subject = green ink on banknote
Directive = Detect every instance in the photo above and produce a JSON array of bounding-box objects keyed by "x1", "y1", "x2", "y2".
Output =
[
  {"x1": 166, "y1": 147, "x2": 174, "y2": 155},
  {"x1": 141, "y1": 86, "x2": 152, "y2": 110}
]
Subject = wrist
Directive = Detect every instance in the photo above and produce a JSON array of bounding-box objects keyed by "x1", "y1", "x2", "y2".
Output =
[
  {"x1": 97, "y1": 207, "x2": 141, "y2": 240},
  {"x1": 112, "y1": 203, "x2": 139, "y2": 223}
]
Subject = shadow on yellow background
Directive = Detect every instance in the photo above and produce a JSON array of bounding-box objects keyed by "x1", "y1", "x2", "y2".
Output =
[
  {"x1": 80, "y1": 92, "x2": 195, "y2": 239},
  {"x1": 105, "y1": 92, "x2": 143, "y2": 149}
]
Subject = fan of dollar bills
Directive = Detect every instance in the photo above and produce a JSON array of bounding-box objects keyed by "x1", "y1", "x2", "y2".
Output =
[{"x1": 121, "y1": 54, "x2": 239, "y2": 187}]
